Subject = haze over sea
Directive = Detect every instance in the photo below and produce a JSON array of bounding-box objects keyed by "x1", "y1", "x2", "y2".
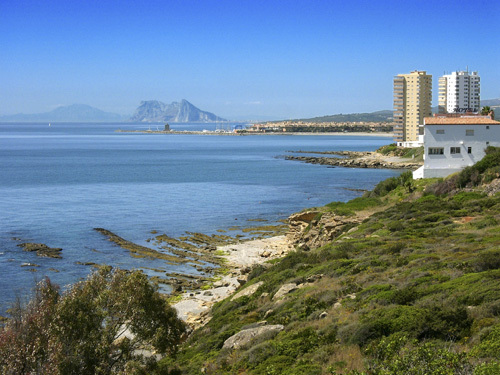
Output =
[{"x1": 0, "y1": 122, "x2": 399, "y2": 316}]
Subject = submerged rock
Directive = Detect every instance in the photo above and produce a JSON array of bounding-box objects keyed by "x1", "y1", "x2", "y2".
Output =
[{"x1": 18, "y1": 243, "x2": 62, "y2": 258}]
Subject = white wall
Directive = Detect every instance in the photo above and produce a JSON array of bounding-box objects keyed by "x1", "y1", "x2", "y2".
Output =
[{"x1": 420, "y1": 124, "x2": 500, "y2": 178}]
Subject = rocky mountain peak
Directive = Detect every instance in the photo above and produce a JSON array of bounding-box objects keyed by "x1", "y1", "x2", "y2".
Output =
[{"x1": 130, "y1": 100, "x2": 225, "y2": 122}]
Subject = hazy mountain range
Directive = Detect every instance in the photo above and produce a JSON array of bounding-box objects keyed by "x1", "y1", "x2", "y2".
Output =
[
  {"x1": 1, "y1": 98, "x2": 498, "y2": 123},
  {"x1": 0, "y1": 104, "x2": 128, "y2": 122}
]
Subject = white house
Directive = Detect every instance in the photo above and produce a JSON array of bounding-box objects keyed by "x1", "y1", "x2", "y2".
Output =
[{"x1": 413, "y1": 114, "x2": 500, "y2": 179}]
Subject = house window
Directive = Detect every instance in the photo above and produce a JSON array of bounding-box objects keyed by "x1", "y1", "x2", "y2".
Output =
[
  {"x1": 450, "y1": 147, "x2": 461, "y2": 154},
  {"x1": 428, "y1": 147, "x2": 444, "y2": 155},
  {"x1": 466, "y1": 129, "x2": 474, "y2": 136},
  {"x1": 436, "y1": 129, "x2": 445, "y2": 134},
  {"x1": 468, "y1": 147, "x2": 472, "y2": 154},
  {"x1": 486, "y1": 126, "x2": 490, "y2": 129}
]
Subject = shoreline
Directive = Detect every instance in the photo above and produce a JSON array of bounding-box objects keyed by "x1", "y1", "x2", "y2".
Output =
[
  {"x1": 172, "y1": 235, "x2": 290, "y2": 328},
  {"x1": 286, "y1": 150, "x2": 422, "y2": 170},
  {"x1": 171, "y1": 149, "x2": 416, "y2": 328},
  {"x1": 115, "y1": 129, "x2": 393, "y2": 137}
]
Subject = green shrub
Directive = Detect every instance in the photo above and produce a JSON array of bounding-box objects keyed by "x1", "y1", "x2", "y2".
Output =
[
  {"x1": 377, "y1": 143, "x2": 398, "y2": 155},
  {"x1": 471, "y1": 216, "x2": 498, "y2": 230},
  {"x1": 367, "y1": 171, "x2": 414, "y2": 197},
  {"x1": 367, "y1": 340, "x2": 472, "y2": 375},
  {"x1": 350, "y1": 305, "x2": 471, "y2": 346},
  {"x1": 387, "y1": 221, "x2": 404, "y2": 232},
  {"x1": 274, "y1": 328, "x2": 320, "y2": 357},
  {"x1": 326, "y1": 197, "x2": 382, "y2": 216},
  {"x1": 471, "y1": 323, "x2": 500, "y2": 358},
  {"x1": 242, "y1": 341, "x2": 276, "y2": 365},
  {"x1": 483, "y1": 166, "x2": 500, "y2": 184},
  {"x1": 371, "y1": 177, "x2": 399, "y2": 197},
  {"x1": 248, "y1": 264, "x2": 267, "y2": 281},
  {"x1": 453, "y1": 191, "x2": 486, "y2": 204},
  {"x1": 474, "y1": 361, "x2": 500, "y2": 375},
  {"x1": 252, "y1": 355, "x2": 294, "y2": 375},
  {"x1": 474, "y1": 249, "x2": 500, "y2": 272}
]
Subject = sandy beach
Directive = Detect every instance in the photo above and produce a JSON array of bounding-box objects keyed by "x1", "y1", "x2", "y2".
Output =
[{"x1": 173, "y1": 235, "x2": 290, "y2": 328}]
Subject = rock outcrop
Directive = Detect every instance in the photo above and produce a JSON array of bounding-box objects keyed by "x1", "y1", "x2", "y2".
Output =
[
  {"x1": 231, "y1": 281, "x2": 264, "y2": 301},
  {"x1": 130, "y1": 99, "x2": 226, "y2": 123},
  {"x1": 18, "y1": 243, "x2": 63, "y2": 258},
  {"x1": 222, "y1": 324, "x2": 284, "y2": 350},
  {"x1": 287, "y1": 210, "x2": 361, "y2": 250},
  {"x1": 285, "y1": 151, "x2": 422, "y2": 170},
  {"x1": 272, "y1": 283, "x2": 298, "y2": 301}
]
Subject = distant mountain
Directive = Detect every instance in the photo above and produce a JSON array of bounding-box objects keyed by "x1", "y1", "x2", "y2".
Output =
[
  {"x1": 481, "y1": 98, "x2": 500, "y2": 108},
  {"x1": 130, "y1": 100, "x2": 226, "y2": 122},
  {"x1": 228, "y1": 114, "x2": 284, "y2": 122},
  {"x1": 0, "y1": 104, "x2": 126, "y2": 122},
  {"x1": 286, "y1": 110, "x2": 394, "y2": 123},
  {"x1": 286, "y1": 98, "x2": 500, "y2": 124},
  {"x1": 432, "y1": 99, "x2": 500, "y2": 114}
]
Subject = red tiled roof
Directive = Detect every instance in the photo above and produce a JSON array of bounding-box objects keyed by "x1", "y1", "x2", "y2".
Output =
[{"x1": 424, "y1": 116, "x2": 499, "y2": 125}]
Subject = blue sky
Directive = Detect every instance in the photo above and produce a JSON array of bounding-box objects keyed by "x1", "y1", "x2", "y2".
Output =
[{"x1": 1, "y1": 0, "x2": 499, "y2": 119}]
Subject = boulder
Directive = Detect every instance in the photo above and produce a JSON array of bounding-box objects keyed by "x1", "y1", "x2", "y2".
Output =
[
  {"x1": 222, "y1": 324, "x2": 284, "y2": 350},
  {"x1": 231, "y1": 281, "x2": 263, "y2": 301},
  {"x1": 273, "y1": 283, "x2": 298, "y2": 300}
]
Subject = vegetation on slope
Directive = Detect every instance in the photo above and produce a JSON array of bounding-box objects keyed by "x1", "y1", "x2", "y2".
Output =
[
  {"x1": 282, "y1": 111, "x2": 394, "y2": 124},
  {"x1": 164, "y1": 148, "x2": 500, "y2": 374},
  {"x1": 376, "y1": 143, "x2": 424, "y2": 161},
  {"x1": 0, "y1": 267, "x2": 186, "y2": 375}
]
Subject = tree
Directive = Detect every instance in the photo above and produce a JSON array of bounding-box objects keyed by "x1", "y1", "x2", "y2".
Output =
[
  {"x1": 0, "y1": 266, "x2": 186, "y2": 374},
  {"x1": 481, "y1": 106, "x2": 492, "y2": 115}
]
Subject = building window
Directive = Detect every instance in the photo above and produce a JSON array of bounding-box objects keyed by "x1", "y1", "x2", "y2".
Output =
[
  {"x1": 486, "y1": 126, "x2": 490, "y2": 129},
  {"x1": 468, "y1": 147, "x2": 472, "y2": 154},
  {"x1": 450, "y1": 147, "x2": 461, "y2": 154},
  {"x1": 428, "y1": 147, "x2": 444, "y2": 155},
  {"x1": 436, "y1": 129, "x2": 445, "y2": 134},
  {"x1": 466, "y1": 129, "x2": 474, "y2": 136}
]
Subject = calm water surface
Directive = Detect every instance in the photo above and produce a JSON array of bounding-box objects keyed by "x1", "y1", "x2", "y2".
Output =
[{"x1": 0, "y1": 122, "x2": 398, "y2": 315}]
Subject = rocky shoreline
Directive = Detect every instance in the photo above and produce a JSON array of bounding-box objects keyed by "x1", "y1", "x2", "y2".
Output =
[
  {"x1": 170, "y1": 207, "x2": 371, "y2": 331},
  {"x1": 285, "y1": 150, "x2": 422, "y2": 170},
  {"x1": 169, "y1": 150, "x2": 420, "y2": 329},
  {"x1": 172, "y1": 236, "x2": 290, "y2": 329}
]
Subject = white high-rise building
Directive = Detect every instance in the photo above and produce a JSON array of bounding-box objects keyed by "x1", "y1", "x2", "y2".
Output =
[{"x1": 438, "y1": 71, "x2": 480, "y2": 114}]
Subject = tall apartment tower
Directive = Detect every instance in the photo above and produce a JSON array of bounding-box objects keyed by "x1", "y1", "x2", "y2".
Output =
[
  {"x1": 393, "y1": 70, "x2": 432, "y2": 143},
  {"x1": 438, "y1": 71, "x2": 480, "y2": 114}
]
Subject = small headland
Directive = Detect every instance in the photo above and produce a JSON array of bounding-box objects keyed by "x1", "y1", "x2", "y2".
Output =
[{"x1": 285, "y1": 147, "x2": 423, "y2": 170}]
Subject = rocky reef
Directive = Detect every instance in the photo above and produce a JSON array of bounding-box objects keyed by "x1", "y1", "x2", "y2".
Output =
[
  {"x1": 17, "y1": 243, "x2": 63, "y2": 258},
  {"x1": 285, "y1": 150, "x2": 422, "y2": 170}
]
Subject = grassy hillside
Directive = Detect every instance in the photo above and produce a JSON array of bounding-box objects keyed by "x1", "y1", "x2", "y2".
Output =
[
  {"x1": 162, "y1": 148, "x2": 500, "y2": 375},
  {"x1": 282, "y1": 110, "x2": 394, "y2": 124}
]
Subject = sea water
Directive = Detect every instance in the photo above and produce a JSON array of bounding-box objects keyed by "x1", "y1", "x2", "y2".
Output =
[{"x1": 0, "y1": 122, "x2": 399, "y2": 315}]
